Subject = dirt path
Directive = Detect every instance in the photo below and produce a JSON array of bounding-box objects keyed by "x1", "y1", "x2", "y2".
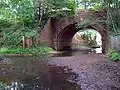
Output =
[{"x1": 49, "y1": 53, "x2": 120, "y2": 90}]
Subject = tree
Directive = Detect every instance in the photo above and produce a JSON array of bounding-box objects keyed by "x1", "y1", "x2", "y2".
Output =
[
  {"x1": 103, "y1": 0, "x2": 120, "y2": 35},
  {"x1": 0, "y1": 0, "x2": 37, "y2": 47},
  {"x1": 0, "y1": 0, "x2": 77, "y2": 47},
  {"x1": 36, "y1": 0, "x2": 77, "y2": 21},
  {"x1": 75, "y1": 0, "x2": 104, "y2": 10},
  {"x1": 76, "y1": 0, "x2": 120, "y2": 35}
]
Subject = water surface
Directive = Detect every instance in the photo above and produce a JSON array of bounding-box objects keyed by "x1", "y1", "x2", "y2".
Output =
[{"x1": 0, "y1": 56, "x2": 81, "y2": 90}]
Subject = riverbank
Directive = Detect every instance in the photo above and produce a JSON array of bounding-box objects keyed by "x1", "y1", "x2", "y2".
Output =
[
  {"x1": 49, "y1": 53, "x2": 120, "y2": 90},
  {"x1": 0, "y1": 51, "x2": 120, "y2": 90}
]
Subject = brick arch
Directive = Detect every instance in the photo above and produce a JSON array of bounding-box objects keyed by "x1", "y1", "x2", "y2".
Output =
[
  {"x1": 39, "y1": 10, "x2": 109, "y2": 53},
  {"x1": 54, "y1": 24, "x2": 109, "y2": 53},
  {"x1": 54, "y1": 23, "x2": 77, "y2": 50}
]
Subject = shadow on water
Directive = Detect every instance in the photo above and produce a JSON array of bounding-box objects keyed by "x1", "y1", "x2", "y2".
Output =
[
  {"x1": 51, "y1": 43, "x2": 102, "y2": 57},
  {"x1": 50, "y1": 48, "x2": 97, "y2": 57},
  {"x1": 0, "y1": 56, "x2": 82, "y2": 90}
]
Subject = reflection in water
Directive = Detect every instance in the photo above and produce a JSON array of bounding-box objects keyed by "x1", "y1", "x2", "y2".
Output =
[
  {"x1": 0, "y1": 56, "x2": 81, "y2": 90},
  {"x1": 95, "y1": 47, "x2": 102, "y2": 53},
  {"x1": 51, "y1": 48, "x2": 101, "y2": 57}
]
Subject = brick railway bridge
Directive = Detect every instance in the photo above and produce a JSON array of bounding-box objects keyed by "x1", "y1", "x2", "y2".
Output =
[{"x1": 39, "y1": 10, "x2": 109, "y2": 53}]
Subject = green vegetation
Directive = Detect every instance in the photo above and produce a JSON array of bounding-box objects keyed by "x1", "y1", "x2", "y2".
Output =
[
  {"x1": 0, "y1": 0, "x2": 38, "y2": 47},
  {"x1": 104, "y1": 0, "x2": 120, "y2": 35},
  {"x1": 0, "y1": 82, "x2": 6, "y2": 90},
  {"x1": 107, "y1": 48, "x2": 120, "y2": 61},
  {"x1": 76, "y1": 0, "x2": 104, "y2": 10},
  {"x1": 0, "y1": 0, "x2": 120, "y2": 54},
  {"x1": 0, "y1": 0, "x2": 76, "y2": 54},
  {"x1": 0, "y1": 45, "x2": 53, "y2": 55},
  {"x1": 80, "y1": 30, "x2": 100, "y2": 48},
  {"x1": 76, "y1": 0, "x2": 120, "y2": 35}
]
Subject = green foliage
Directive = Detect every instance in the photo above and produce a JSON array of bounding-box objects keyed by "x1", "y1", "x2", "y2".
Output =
[
  {"x1": 36, "y1": 0, "x2": 77, "y2": 15},
  {"x1": 76, "y1": 0, "x2": 104, "y2": 10},
  {"x1": 0, "y1": 24, "x2": 38, "y2": 47},
  {"x1": 80, "y1": 30, "x2": 99, "y2": 47},
  {"x1": 36, "y1": 0, "x2": 77, "y2": 28},
  {"x1": 0, "y1": 0, "x2": 38, "y2": 47},
  {"x1": 76, "y1": 0, "x2": 120, "y2": 35},
  {"x1": 0, "y1": 0, "x2": 77, "y2": 47},
  {"x1": 77, "y1": 18, "x2": 106, "y2": 30},
  {"x1": 77, "y1": 19, "x2": 90, "y2": 29},
  {"x1": 0, "y1": 82, "x2": 6, "y2": 90},
  {"x1": 0, "y1": 45, "x2": 53, "y2": 55},
  {"x1": 104, "y1": 0, "x2": 120, "y2": 35},
  {"x1": 107, "y1": 48, "x2": 120, "y2": 61}
]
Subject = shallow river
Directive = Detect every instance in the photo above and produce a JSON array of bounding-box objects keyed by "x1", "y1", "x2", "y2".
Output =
[{"x1": 0, "y1": 56, "x2": 81, "y2": 90}]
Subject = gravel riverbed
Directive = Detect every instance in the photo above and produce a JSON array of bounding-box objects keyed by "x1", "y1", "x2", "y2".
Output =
[{"x1": 49, "y1": 53, "x2": 120, "y2": 90}]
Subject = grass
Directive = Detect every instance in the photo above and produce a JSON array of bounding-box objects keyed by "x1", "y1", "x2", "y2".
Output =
[{"x1": 0, "y1": 45, "x2": 53, "y2": 55}]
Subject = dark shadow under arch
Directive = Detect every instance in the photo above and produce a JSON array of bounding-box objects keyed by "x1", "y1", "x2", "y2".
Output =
[{"x1": 54, "y1": 24, "x2": 109, "y2": 53}]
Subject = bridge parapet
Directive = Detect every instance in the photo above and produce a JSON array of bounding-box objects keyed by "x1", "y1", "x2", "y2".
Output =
[{"x1": 76, "y1": 10, "x2": 107, "y2": 23}]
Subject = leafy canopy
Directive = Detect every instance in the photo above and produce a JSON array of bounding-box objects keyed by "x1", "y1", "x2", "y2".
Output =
[{"x1": 0, "y1": 0, "x2": 77, "y2": 47}]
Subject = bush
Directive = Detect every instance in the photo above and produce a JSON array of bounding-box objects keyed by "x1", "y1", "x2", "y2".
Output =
[
  {"x1": 0, "y1": 45, "x2": 53, "y2": 55},
  {"x1": 0, "y1": 82, "x2": 6, "y2": 90},
  {"x1": 107, "y1": 48, "x2": 120, "y2": 61}
]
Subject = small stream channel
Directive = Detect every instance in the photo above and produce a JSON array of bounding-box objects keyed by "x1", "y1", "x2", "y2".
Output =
[{"x1": 0, "y1": 56, "x2": 82, "y2": 90}]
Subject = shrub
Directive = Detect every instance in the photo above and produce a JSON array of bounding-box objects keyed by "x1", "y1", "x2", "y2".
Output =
[
  {"x1": 0, "y1": 82, "x2": 6, "y2": 90},
  {"x1": 0, "y1": 45, "x2": 53, "y2": 55},
  {"x1": 107, "y1": 48, "x2": 120, "y2": 61}
]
